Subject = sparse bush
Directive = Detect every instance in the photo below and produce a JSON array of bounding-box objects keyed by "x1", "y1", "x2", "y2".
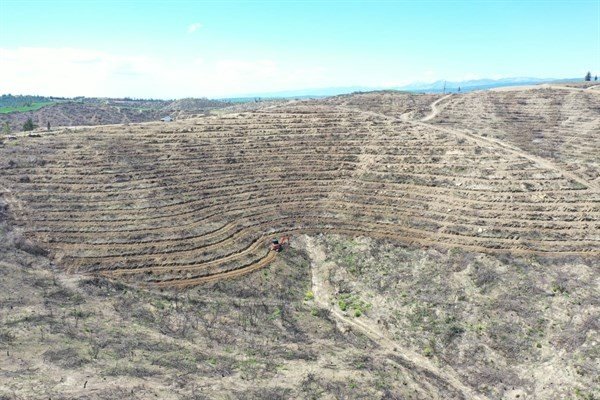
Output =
[
  {"x1": 0, "y1": 330, "x2": 14, "y2": 344},
  {"x1": 551, "y1": 282, "x2": 568, "y2": 294},
  {"x1": 443, "y1": 325, "x2": 465, "y2": 343},
  {"x1": 269, "y1": 307, "x2": 282, "y2": 320},
  {"x1": 471, "y1": 262, "x2": 498, "y2": 288},
  {"x1": 423, "y1": 345, "x2": 434, "y2": 357},
  {"x1": 14, "y1": 237, "x2": 48, "y2": 256},
  {"x1": 337, "y1": 293, "x2": 371, "y2": 316},
  {"x1": 43, "y1": 347, "x2": 88, "y2": 368}
]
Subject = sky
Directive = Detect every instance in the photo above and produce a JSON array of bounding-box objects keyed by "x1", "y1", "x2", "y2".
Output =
[{"x1": 1, "y1": 0, "x2": 599, "y2": 98}]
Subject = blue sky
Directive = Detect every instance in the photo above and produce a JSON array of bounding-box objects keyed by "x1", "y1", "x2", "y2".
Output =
[{"x1": 1, "y1": 0, "x2": 598, "y2": 98}]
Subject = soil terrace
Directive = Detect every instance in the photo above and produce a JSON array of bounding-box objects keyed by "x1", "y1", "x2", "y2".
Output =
[{"x1": 0, "y1": 91, "x2": 598, "y2": 287}]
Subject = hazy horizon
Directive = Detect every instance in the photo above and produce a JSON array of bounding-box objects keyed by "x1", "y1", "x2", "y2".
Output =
[{"x1": 1, "y1": 0, "x2": 599, "y2": 98}]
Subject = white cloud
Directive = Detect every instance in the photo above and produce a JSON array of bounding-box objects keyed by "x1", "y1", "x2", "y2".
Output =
[
  {"x1": 0, "y1": 47, "x2": 334, "y2": 98},
  {"x1": 7, "y1": 47, "x2": 513, "y2": 98},
  {"x1": 187, "y1": 23, "x2": 202, "y2": 33}
]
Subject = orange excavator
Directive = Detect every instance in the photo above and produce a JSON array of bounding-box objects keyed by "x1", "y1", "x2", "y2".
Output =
[{"x1": 270, "y1": 235, "x2": 290, "y2": 252}]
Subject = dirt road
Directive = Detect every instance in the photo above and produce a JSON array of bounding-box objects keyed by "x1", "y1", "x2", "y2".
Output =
[{"x1": 421, "y1": 94, "x2": 453, "y2": 121}]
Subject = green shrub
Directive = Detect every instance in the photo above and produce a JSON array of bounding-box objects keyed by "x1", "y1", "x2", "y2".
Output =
[
  {"x1": 423, "y1": 346, "x2": 434, "y2": 357},
  {"x1": 22, "y1": 118, "x2": 36, "y2": 131}
]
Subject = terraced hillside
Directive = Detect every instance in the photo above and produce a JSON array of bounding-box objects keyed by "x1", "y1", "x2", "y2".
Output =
[
  {"x1": 428, "y1": 86, "x2": 600, "y2": 184},
  {"x1": 320, "y1": 90, "x2": 443, "y2": 120},
  {"x1": 1, "y1": 90, "x2": 598, "y2": 288}
]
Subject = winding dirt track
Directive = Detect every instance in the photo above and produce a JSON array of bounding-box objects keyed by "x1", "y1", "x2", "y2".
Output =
[
  {"x1": 420, "y1": 94, "x2": 453, "y2": 121},
  {"x1": 427, "y1": 85, "x2": 600, "y2": 187},
  {"x1": 0, "y1": 89, "x2": 598, "y2": 287},
  {"x1": 416, "y1": 96, "x2": 598, "y2": 191},
  {"x1": 304, "y1": 235, "x2": 483, "y2": 400}
]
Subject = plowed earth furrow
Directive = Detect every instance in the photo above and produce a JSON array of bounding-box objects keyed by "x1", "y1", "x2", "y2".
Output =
[{"x1": 0, "y1": 97, "x2": 598, "y2": 287}]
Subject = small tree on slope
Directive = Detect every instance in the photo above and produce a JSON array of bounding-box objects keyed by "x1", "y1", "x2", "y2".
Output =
[{"x1": 23, "y1": 118, "x2": 36, "y2": 131}]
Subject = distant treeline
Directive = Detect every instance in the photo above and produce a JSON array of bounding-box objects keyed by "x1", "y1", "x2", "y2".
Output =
[
  {"x1": 0, "y1": 94, "x2": 237, "y2": 108},
  {"x1": 0, "y1": 94, "x2": 63, "y2": 108}
]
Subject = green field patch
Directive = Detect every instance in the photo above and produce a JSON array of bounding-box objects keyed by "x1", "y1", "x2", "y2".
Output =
[{"x1": 0, "y1": 102, "x2": 55, "y2": 114}]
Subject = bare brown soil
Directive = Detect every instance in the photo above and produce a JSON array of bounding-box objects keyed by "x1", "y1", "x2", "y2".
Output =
[
  {"x1": 320, "y1": 90, "x2": 444, "y2": 120},
  {"x1": 0, "y1": 90, "x2": 598, "y2": 289}
]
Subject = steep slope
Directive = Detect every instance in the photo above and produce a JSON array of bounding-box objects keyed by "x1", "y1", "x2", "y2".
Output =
[{"x1": 1, "y1": 206, "x2": 475, "y2": 399}]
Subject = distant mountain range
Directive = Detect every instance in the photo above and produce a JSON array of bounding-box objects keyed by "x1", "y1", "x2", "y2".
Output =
[
  {"x1": 397, "y1": 77, "x2": 579, "y2": 93},
  {"x1": 230, "y1": 77, "x2": 580, "y2": 99}
]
